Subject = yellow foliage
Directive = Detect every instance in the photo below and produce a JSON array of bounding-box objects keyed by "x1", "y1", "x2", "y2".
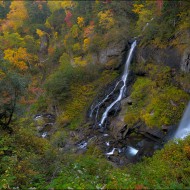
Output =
[
  {"x1": 61, "y1": 1, "x2": 76, "y2": 10},
  {"x1": 0, "y1": 1, "x2": 4, "y2": 6},
  {"x1": 2, "y1": 1, "x2": 28, "y2": 31},
  {"x1": 71, "y1": 24, "x2": 79, "y2": 38},
  {"x1": 77, "y1": 16, "x2": 84, "y2": 28},
  {"x1": 64, "y1": 84, "x2": 95, "y2": 121},
  {"x1": 72, "y1": 43, "x2": 81, "y2": 52},
  {"x1": 36, "y1": 29, "x2": 45, "y2": 37},
  {"x1": 132, "y1": 4, "x2": 144, "y2": 14},
  {"x1": 98, "y1": 10, "x2": 115, "y2": 30},
  {"x1": 95, "y1": 0, "x2": 100, "y2": 4},
  {"x1": 47, "y1": 0, "x2": 76, "y2": 12},
  {"x1": 83, "y1": 38, "x2": 90, "y2": 51},
  {"x1": 45, "y1": 19, "x2": 51, "y2": 28},
  {"x1": 132, "y1": 2, "x2": 156, "y2": 33},
  {"x1": 73, "y1": 56, "x2": 87, "y2": 66},
  {"x1": 4, "y1": 47, "x2": 32, "y2": 71},
  {"x1": 47, "y1": 1, "x2": 62, "y2": 12}
]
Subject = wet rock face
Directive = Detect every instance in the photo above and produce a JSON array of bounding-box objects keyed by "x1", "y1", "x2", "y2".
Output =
[
  {"x1": 69, "y1": 122, "x2": 167, "y2": 166},
  {"x1": 34, "y1": 113, "x2": 56, "y2": 138}
]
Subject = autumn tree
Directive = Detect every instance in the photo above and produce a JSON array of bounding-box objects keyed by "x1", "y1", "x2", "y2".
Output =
[
  {"x1": 0, "y1": 60, "x2": 28, "y2": 133},
  {"x1": 98, "y1": 10, "x2": 115, "y2": 31},
  {"x1": 2, "y1": 1, "x2": 28, "y2": 32},
  {"x1": 4, "y1": 47, "x2": 36, "y2": 71},
  {"x1": 0, "y1": 32, "x2": 25, "y2": 50}
]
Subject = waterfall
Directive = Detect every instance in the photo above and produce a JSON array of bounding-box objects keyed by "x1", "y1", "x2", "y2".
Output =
[
  {"x1": 174, "y1": 102, "x2": 190, "y2": 139},
  {"x1": 89, "y1": 80, "x2": 121, "y2": 118},
  {"x1": 99, "y1": 40, "x2": 137, "y2": 127}
]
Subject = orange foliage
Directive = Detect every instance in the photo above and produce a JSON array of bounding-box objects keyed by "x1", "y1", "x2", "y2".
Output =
[
  {"x1": 135, "y1": 184, "x2": 147, "y2": 190},
  {"x1": 48, "y1": 46, "x2": 55, "y2": 55},
  {"x1": 84, "y1": 21, "x2": 94, "y2": 38}
]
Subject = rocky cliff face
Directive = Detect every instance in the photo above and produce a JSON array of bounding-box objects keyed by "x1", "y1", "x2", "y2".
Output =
[
  {"x1": 136, "y1": 31, "x2": 190, "y2": 73},
  {"x1": 136, "y1": 45, "x2": 181, "y2": 69},
  {"x1": 91, "y1": 40, "x2": 128, "y2": 69},
  {"x1": 181, "y1": 49, "x2": 190, "y2": 72}
]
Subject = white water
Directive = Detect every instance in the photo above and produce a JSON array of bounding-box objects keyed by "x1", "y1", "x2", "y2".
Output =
[
  {"x1": 90, "y1": 80, "x2": 121, "y2": 118},
  {"x1": 42, "y1": 132, "x2": 48, "y2": 138},
  {"x1": 126, "y1": 146, "x2": 138, "y2": 156},
  {"x1": 78, "y1": 141, "x2": 88, "y2": 149},
  {"x1": 175, "y1": 102, "x2": 190, "y2": 139},
  {"x1": 99, "y1": 40, "x2": 137, "y2": 127},
  {"x1": 106, "y1": 148, "x2": 116, "y2": 156}
]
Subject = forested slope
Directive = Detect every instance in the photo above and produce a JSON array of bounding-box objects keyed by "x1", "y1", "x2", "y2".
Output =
[{"x1": 0, "y1": 1, "x2": 190, "y2": 189}]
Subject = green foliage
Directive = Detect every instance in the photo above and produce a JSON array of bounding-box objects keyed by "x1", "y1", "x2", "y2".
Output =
[
  {"x1": 0, "y1": 126, "x2": 49, "y2": 189},
  {"x1": 45, "y1": 53, "x2": 74, "y2": 102},
  {"x1": 175, "y1": 72, "x2": 190, "y2": 93},
  {"x1": 1, "y1": 1, "x2": 190, "y2": 189},
  {"x1": 142, "y1": 86, "x2": 189, "y2": 127},
  {"x1": 125, "y1": 77, "x2": 155, "y2": 127},
  {"x1": 132, "y1": 1, "x2": 190, "y2": 48},
  {"x1": 0, "y1": 32, "x2": 25, "y2": 50},
  {"x1": 129, "y1": 136, "x2": 190, "y2": 189},
  {"x1": 47, "y1": 155, "x2": 136, "y2": 189},
  {"x1": 125, "y1": 64, "x2": 189, "y2": 128},
  {"x1": 56, "y1": 69, "x2": 119, "y2": 129},
  {"x1": 0, "y1": 1, "x2": 11, "y2": 19},
  {"x1": 0, "y1": 60, "x2": 29, "y2": 130},
  {"x1": 30, "y1": 95, "x2": 48, "y2": 114}
]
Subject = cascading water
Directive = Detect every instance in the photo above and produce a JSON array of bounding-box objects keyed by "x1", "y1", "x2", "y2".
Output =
[
  {"x1": 99, "y1": 40, "x2": 137, "y2": 127},
  {"x1": 174, "y1": 102, "x2": 190, "y2": 139},
  {"x1": 89, "y1": 80, "x2": 121, "y2": 119}
]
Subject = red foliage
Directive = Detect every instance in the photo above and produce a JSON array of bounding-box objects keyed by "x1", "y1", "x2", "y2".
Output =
[
  {"x1": 156, "y1": 0, "x2": 163, "y2": 10},
  {"x1": 64, "y1": 10, "x2": 73, "y2": 27},
  {"x1": 135, "y1": 184, "x2": 147, "y2": 190}
]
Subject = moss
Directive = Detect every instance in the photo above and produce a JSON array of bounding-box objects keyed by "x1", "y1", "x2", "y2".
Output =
[
  {"x1": 175, "y1": 72, "x2": 190, "y2": 93},
  {"x1": 57, "y1": 70, "x2": 119, "y2": 129},
  {"x1": 124, "y1": 77, "x2": 155, "y2": 127},
  {"x1": 125, "y1": 64, "x2": 190, "y2": 128},
  {"x1": 142, "y1": 86, "x2": 189, "y2": 127}
]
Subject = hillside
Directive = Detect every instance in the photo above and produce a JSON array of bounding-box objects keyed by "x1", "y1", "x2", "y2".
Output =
[{"x1": 0, "y1": 1, "x2": 190, "y2": 189}]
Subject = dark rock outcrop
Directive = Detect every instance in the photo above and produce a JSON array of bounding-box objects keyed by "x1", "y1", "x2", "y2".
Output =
[
  {"x1": 181, "y1": 50, "x2": 190, "y2": 72},
  {"x1": 136, "y1": 45, "x2": 181, "y2": 69}
]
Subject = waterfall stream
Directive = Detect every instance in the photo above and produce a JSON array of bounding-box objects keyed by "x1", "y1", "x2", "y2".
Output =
[
  {"x1": 99, "y1": 40, "x2": 137, "y2": 127},
  {"x1": 175, "y1": 102, "x2": 190, "y2": 139}
]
